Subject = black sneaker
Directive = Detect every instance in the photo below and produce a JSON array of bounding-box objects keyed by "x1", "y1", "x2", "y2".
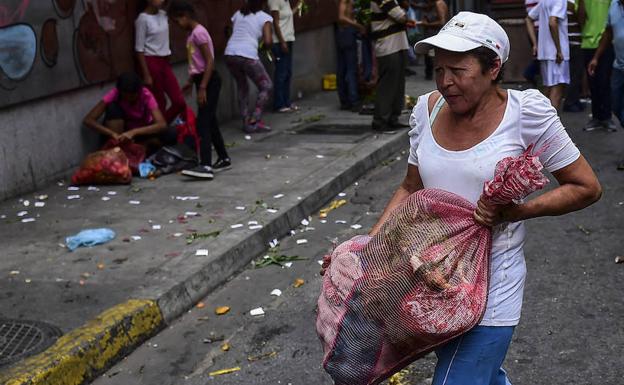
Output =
[
  {"x1": 181, "y1": 165, "x2": 214, "y2": 180},
  {"x1": 212, "y1": 158, "x2": 232, "y2": 172}
]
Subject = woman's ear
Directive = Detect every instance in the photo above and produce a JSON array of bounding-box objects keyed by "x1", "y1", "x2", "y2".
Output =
[{"x1": 491, "y1": 58, "x2": 502, "y2": 81}]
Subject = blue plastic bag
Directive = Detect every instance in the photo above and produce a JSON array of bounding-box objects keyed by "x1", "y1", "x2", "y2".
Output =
[
  {"x1": 66, "y1": 228, "x2": 116, "y2": 251},
  {"x1": 139, "y1": 161, "x2": 156, "y2": 178}
]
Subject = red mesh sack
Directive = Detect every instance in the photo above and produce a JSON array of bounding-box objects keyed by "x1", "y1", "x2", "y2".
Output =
[
  {"x1": 316, "y1": 145, "x2": 549, "y2": 385},
  {"x1": 102, "y1": 139, "x2": 146, "y2": 175},
  {"x1": 176, "y1": 107, "x2": 200, "y2": 155},
  {"x1": 71, "y1": 147, "x2": 132, "y2": 185}
]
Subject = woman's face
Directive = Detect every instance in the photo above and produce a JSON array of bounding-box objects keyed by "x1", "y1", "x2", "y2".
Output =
[
  {"x1": 433, "y1": 49, "x2": 500, "y2": 115},
  {"x1": 148, "y1": 0, "x2": 165, "y2": 9}
]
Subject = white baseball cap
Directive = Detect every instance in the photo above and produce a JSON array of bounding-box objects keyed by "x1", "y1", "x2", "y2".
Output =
[{"x1": 414, "y1": 12, "x2": 510, "y2": 63}]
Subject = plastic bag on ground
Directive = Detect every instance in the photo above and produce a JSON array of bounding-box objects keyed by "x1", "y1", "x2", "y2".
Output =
[
  {"x1": 102, "y1": 139, "x2": 146, "y2": 175},
  {"x1": 66, "y1": 228, "x2": 116, "y2": 251},
  {"x1": 71, "y1": 147, "x2": 132, "y2": 185},
  {"x1": 316, "y1": 145, "x2": 549, "y2": 385}
]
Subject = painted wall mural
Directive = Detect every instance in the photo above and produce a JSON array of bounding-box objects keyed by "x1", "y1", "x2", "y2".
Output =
[{"x1": 0, "y1": 0, "x2": 336, "y2": 109}]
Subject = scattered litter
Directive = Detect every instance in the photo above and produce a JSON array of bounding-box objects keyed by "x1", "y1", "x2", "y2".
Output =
[
  {"x1": 270, "y1": 289, "x2": 282, "y2": 297},
  {"x1": 1, "y1": 215, "x2": 6, "y2": 219},
  {"x1": 273, "y1": 193, "x2": 285, "y2": 199},
  {"x1": 152, "y1": 225, "x2": 162, "y2": 230},
  {"x1": 250, "y1": 307, "x2": 265, "y2": 316},
  {"x1": 175, "y1": 196, "x2": 199, "y2": 201},
  {"x1": 249, "y1": 225, "x2": 263, "y2": 230},
  {"x1": 577, "y1": 225, "x2": 591, "y2": 235},
  {"x1": 173, "y1": 232, "x2": 184, "y2": 237},
  {"x1": 248, "y1": 351, "x2": 277, "y2": 362},
  {"x1": 202, "y1": 335, "x2": 225, "y2": 343},
  {"x1": 316, "y1": 155, "x2": 325, "y2": 159},
  {"x1": 196, "y1": 249, "x2": 209, "y2": 256},
  {"x1": 317, "y1": 260, "x2": 324, "y2": 265},
  {"x1": 338, "y1": 192, "x2": 347, "y2": 197},
  {"x1": 131, "y1": 235, "x2": 142, "y2": 241},
  {"x1": 17, "y1": 211, "x2": 28, "y2": 217},
  {"x1": 319, "y1": 199, "x2": 347, "y2": 218},
  {"x1": 351, "y1": 224, "x2": 363, "y2": 230},
  {"x1": 24, "y1": 278, "x2": 32, "y2": 284},
  {"x1": 320, "y1": 220, "x2": 327, "y2": 224},
  {"x1": 335, "y1": 220, "x2": 347, "y2": 224},
  {"x1": 221, "y1": 343, "x2": 230, "y2": 351},
  {"x1": 67, "y1": 195, "x2": 81, "y2": 200},
  {"x1": 107, "y1": 191, "x2": 117, "y2": 196},
  {"x1": 196, "y1": 302, "x2": 205, "y2": 309},
  {"x1": 57, "y1": 181, "x2": 65, "y2": 187},
  {"x1": 9, "y1": 271, "x2": 20, "y2": 276},
  {"x1": 267, "y1": 209, "x2": 278, "y2": 214},
  {"x1": 254, "y1": 253, "x2": 304, "y2": 268},
  {"x1": 36, "y1": 195, "x2": 48, "y2": 200},
  {"x1": 290, "y1": 230, "x2": 296, "y2": 236},
  {"x1": 129, "y1": 200, "x2": 141, "y2": 205},
  {"x1": 21, "y1": 218, "x2": 35, "y2": 223},
  {"x1": 215, "y1": 306, "x2": 231, "y2": 315},
  {"x1": 296, "y1": 239, "x2": 308, "y2": 245},
  {"x1": 66, "y1": 228, "x2": 116, "y2": 251},
  {"x1": 248, "y1": 221, "x2": 258, "y2": 226},
  {"x1": 97, "y1": 263, "x2": 105, "y2": 270},
  {"x1": 101, "y1": 197, "x2": 111, "y2": 201},
  {"x1": 79, "y1": 279, "x2": 86, "y2": 286},
  {"x1": 23, "y1": 200, "x2": 30, "y2": 207},
  {"x1": 235, "y1": 206, "x2": 246, "y2": 210},
  {"x1": 185, "y1": 211, "x2": 199, "y2": 217},
  {"x1": 138, "y1": 162, "x2": 156, "y2": 178},
  {"x1": 209, "y1": 367, "x2": 241, "y2": 376},
  {"x1": 293, "y1": 278, "x2": 305, "y2": 288},
  {"x1": 616, "y1": 256, "x2": 624, "y2": 264},
  {"x1": 88, "y1": 186, "x2": 100, "y2": 191},
  {"x1": 34, "y1": 202, "x2": 45, "y2": 208},
  {"x1": 283, "y1": 262, "x2": 293, "y2": 268},
  {"x1": 269, "y1": 239, "x2": 279, "y2": 248},
  {"x1": 301, "y1": 219, "x2": 310, "y2": 226},
  {"x1": 244, "y1": 135, "x2": 252, "y2": 140},
  {"x1": 303, "y1": 227, "x2": 316, "y2": 232},
  {"x1": 230, "y1": 224, "x2": 244, "y2": 229},
  {"x1": 297, "y1": 196, "x2": 302, "y2": 200},
  {"x1": 186, "y1": 231, "x2": 220, "y2": 244},
  {"x1": 68, "y1": 186, "x2": 80, "y2": 191}
]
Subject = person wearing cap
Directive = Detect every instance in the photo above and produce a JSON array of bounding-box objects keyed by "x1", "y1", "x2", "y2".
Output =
[
  {"x1": 526, "y1": 0, "x2": 571, "y2": 109},
  {"x1": 370, "y1": 12, "x2": 601, "y2": 384}
]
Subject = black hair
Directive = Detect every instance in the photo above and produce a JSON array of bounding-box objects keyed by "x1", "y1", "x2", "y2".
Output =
[
  {"x1": 467, "y1": 46, "x2": 505, "y2": 83},
  {"x1": 241, "y1": 0, "x2": 264, "y2": 15},
  {"x1": 116, "y1": 72, "x2": 143, "y2": 94},
  {"x1": 168, "y1": 0, "x2": 196, "y2": 18}
]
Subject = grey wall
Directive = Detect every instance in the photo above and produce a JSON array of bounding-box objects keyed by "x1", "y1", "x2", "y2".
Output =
[{"x1": 0, "y1": 25, "x2": 337, "y2": 201}]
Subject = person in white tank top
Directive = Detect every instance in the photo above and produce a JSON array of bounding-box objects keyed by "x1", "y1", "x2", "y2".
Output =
[{"x1": 369, "y1": 12, "x2": 602, "y2": 385}]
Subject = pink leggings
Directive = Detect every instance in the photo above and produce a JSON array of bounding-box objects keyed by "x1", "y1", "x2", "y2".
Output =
[
  {"x1": 225, "y1": 55, "x2": 273, "y2": 122},
  {"x1": 145, "y1": 56, "x2": 186, "y2": 124}
]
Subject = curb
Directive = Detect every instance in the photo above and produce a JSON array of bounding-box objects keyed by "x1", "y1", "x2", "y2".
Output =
[{"x1": 0, "y1": 130, "x2": 408, "y2": 385}]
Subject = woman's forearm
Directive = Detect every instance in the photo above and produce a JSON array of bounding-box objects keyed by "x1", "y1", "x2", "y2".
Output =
[{"x1": 369, "y1": 186, "x2": 411, "y2": 236}]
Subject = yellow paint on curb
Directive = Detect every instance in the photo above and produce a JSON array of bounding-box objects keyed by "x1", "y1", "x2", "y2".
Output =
[{"x1": 0, "y1": 299, "x2": 163, "y2": 385}]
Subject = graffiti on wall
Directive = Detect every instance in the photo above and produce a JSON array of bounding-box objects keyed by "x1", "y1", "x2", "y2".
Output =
[{"x1": 0, "y1": 0, "x2": 336, "y2": 109}]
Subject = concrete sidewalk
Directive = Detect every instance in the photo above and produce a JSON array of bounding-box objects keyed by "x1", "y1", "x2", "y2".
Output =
[{"x1": 0, "y1": 75, "x2": 435, "y2": 384}]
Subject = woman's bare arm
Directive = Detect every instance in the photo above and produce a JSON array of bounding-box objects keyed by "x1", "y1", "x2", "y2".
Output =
[{"x1": 83, "y1": 101, "x2": 119, "y2": 138}]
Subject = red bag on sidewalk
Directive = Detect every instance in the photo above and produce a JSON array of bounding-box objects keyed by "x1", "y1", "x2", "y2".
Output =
[
  {"x1": 71, "y1": 147, "x2": 132, "y2": 185},
  {"x1": 175, "y1": 107, "x2": 200, "y2": 155},
  {"x1": 102, "y1": 139, "x2": 146, "y2": 175},
  {"x1": 316, "y1": 145, "x2": 550, "y2": 385}
]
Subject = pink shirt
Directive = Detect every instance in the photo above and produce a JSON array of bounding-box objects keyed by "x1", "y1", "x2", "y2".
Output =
[
  {"x1": 102, "y1": 87, "x2": 159, "y2": 129},
  {"x1": 187, "y1": 24, "x2": 214, "y2": 75}
]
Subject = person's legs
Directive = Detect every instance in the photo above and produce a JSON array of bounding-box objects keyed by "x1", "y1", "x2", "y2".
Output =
[
  {"x1": 549, "y1": 84, "x2": 566, "y2": 110},
  {"x1": 244, "y1": 58, "x2": 273, "y2": 122},
  {"x1": 145, "y1": 56, "x2": 167, "y2": 115},
  {"x1": 226, "y1": 55, "x2": 251, "y2": 124},
  {"x1": 564, "y1": 45, "x2": 584, "y2": 111},
  {"x1": 336, "y1": 28, "x2": 349, "y2": 107},
  {"x1": 205, "y1": 72, "x2": 229, "y2": 162},
  {"x1": 160, "y1": 61, "x2": 186, "y2": 124},
  {"x1": 432, "y1": 326, "x2": 515, "y2": 385},
  {"x1": 361, "y1": 36, "x2": 373, "y2": 83},
  {"x1": 284, "y1": 42, "x2": 293, "y2": 108},
  {"x1": 611, "y1": 68, "x2": 624, "y2": 127},
  {"x1": 374, "y1": 52, "x2": 401, "y2": 128},
  {"x1": 272, "y1": 45, "x2": 288, "y2": 110},
  {"x1": 345, "y1": 42, "x2": 360, "y2": 107},
  {"x1": 595, "y1": 46, "x2": 615, "y2": 126},
  {"x1": 390, "y1": 50, "x2": 407, "y2": 123}
]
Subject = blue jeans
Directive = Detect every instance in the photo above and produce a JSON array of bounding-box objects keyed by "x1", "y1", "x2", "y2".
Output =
[
  {"x1": 433, "y1": 326, "x2": 515, "y2": 385},
  {"x1": 359, "y1": 35, "x2": 373, "y2": 82},
  {"x1": 612, "y1": 68, "x2": 624, "y2": 127},
  {"x1": 271, "y1": 42, "x2": 293, "y2": 110},
  {"x1": 336, "y1": 26, "x2": 359, "y2": 106}
]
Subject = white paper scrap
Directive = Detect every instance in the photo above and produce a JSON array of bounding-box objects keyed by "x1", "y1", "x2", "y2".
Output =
[
  {"x1": 244, "y1": 135, "x2": 252, "y2": 140},
  {"x1": 266, "y1": 209, "x2": 278, "y2": 214},
  {"x1": 338, "y1": 192, "x2": 347, "y2": 197},
  {"x1": 316, "y1": 155, "x2": 325, "y2": 159},
  {"x1": 173, "y1": 233, "x2": 184, "y2": 237},
  {"x1": 301, "y1": 219, "x2": 310, "y2": 226},
  {"x1": 269, "y1": 239, "x2": 279, "y2": 248},
  {"x1": 129, "y1": 200, "x2": 141, "y2": 205},
  {"x1": 248, "y1": 221, "x2": 258, "y2": 225},
  {"x1": 67, "y1": 186, "x2": 80, "y2": 191},
  {"x1": 35, "y1": 202, "x2": 45, "y2": 208},
  {"x1": 230, "y1": 224, "x2": 244, "y2": 229},
  {"x1": 67, "y1": 195, "x2": 80, "y2": 200},
  {"x1": 21, "y1": 218, "x2": 35, "y2": 223},
  {"x1": 131, "y1": 235, "x2": 142, "y2": 241},
  {"x1": 249, "y1": 225, "x2": 263, "y2": 230},
  {"x1": 37, "y1": 195, "x2": 48, "y2": 200},
  {"x1": 101, "y1": 197, "x2": 111, "y2": 201},
  {"x1": 318, "y1": 260, "x2": 324, "y2": 266},
  {"x1": 235, "y1": 206, "x2": 246, "y2": 210},
  {"x1": 320, "y1": 220, "x2": 327, "y2": 224},
  {"x1": 270, "y1": 289, "x2": 282, "y2": 297},
  {"x1": 273, "y1": 194, "x2": 284, "y2": 199},
  {"x1": 250, "y1": 307, "x2": 265, "y2": 316},
  {"x1": 23, "y1": 200, "x2": 30, "y2": 207},
  {"x1": 335, "y1": 220, "x2": 347, "y2": 224},
  {"x1": 350, "y1": 224, "x2": 363, "y2": 230},
  {"x1": 17, "y1": 211, "x2": 28, "y2": 217},
  {"x1": 9, "y1": 271, "x2": 20, "y2": 276},
  {"x1": 88, "y1": 186, "x2": 100, "y2": 191},
  {"x1": 185, "y1": 211, "x2": 199, "y2": 217},
  {"x1": 152, "y1": 225, "x2": 162, "y2": 230},
  {"x1": 283, "y1": 262, "x2": 293, "y2": 268},
  {"x1": 107, "y1": 191, "x2": 117, "y2": 196},
  {"x1": 175, "y1": 196, "x2": 199, "y2": 201},
  {"x1": 296, "y1": 239, "x2": 308, "y2": 245},
  {"x1": 196, "y1": 249, "x2": 209, "y2": 256}
]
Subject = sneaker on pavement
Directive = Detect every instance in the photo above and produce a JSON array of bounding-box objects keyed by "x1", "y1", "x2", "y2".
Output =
[
  {"x1": 601, "y1": 119, "x2": 618, "y2": 132},
  {"x1": 181, "y1": 165, "x2": 214, "y2": 180},
  {"x1": 583, "y1": 119, "x2": 603, "y2": 131},
  {"x1": 212, "y1": 158, "x2": 232, "y2": 172}
]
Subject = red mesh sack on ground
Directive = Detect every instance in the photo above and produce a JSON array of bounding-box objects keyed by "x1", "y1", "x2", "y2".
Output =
[
  {"x1": 71, "y1": 147, "x2": 132, "y2": 185},
  {"x1": 102, "y1": 139, "x2": 146, "y2": 175},
  {"x1": 316, "y1": 145, "x2": 549, "y2": 385},
  {"x1": 176, "y1": 107, "x2": 200, "y2": 155}
]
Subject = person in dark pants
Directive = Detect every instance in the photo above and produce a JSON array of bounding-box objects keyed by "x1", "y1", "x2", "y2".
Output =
[
  {"x1": 417, "y1": 0, "x2": 448, "y2": 80},
  {"x1": 579, "y1": 0, "x2": 616, "y2": 131},
  {"x1": 170, "y1": 1, "x2": 231, "y2": 180},
  {"x1": 563, "y1": 0, "x2": 585, "y2": 112},
  {"x1": 337, "y1": 0, "x2": 366, "y2": 111},
  {"x1": 370, "y1": 0, "x2": 416, "y2": 131}
]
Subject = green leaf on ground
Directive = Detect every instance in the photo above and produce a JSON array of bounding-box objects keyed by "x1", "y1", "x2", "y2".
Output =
[{"x1": 186, "y1": 230, "x2": 221, "y2": 244}]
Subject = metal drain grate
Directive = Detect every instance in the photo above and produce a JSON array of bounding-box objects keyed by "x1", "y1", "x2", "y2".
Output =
[{"x1": 0, "y1": 319, "x2": 62, "y2": 368}]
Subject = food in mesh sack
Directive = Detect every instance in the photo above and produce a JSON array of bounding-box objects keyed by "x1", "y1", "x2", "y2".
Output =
[
  {"x1": 71, "y1": 147, "x2": 132, "y2": 185},
  {"x1": 316, "y1": 144, "x2": 549, "y2": 385}
]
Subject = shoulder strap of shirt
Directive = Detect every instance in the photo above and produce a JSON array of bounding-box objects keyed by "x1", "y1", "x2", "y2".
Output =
[{"x1": 429, "y1": 94, "x2": 445, "y2": 124}]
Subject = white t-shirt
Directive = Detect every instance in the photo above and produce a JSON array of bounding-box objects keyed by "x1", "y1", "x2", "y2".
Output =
[
  {"x1": 268, "y1": 0, "x2": 296, "y2": 43},
  {"x1": 528, "y1": 0, "x2": 570, "y2": 60},
  {"x1": 408, "y1": 89, "x2": 580, "y2": 326},
  {"x1": 225, "y1": 10, "x2": 273, "y2": 60},
  {"x1": 135, "y1": 10, "x2": 171, "y2": 57}
]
